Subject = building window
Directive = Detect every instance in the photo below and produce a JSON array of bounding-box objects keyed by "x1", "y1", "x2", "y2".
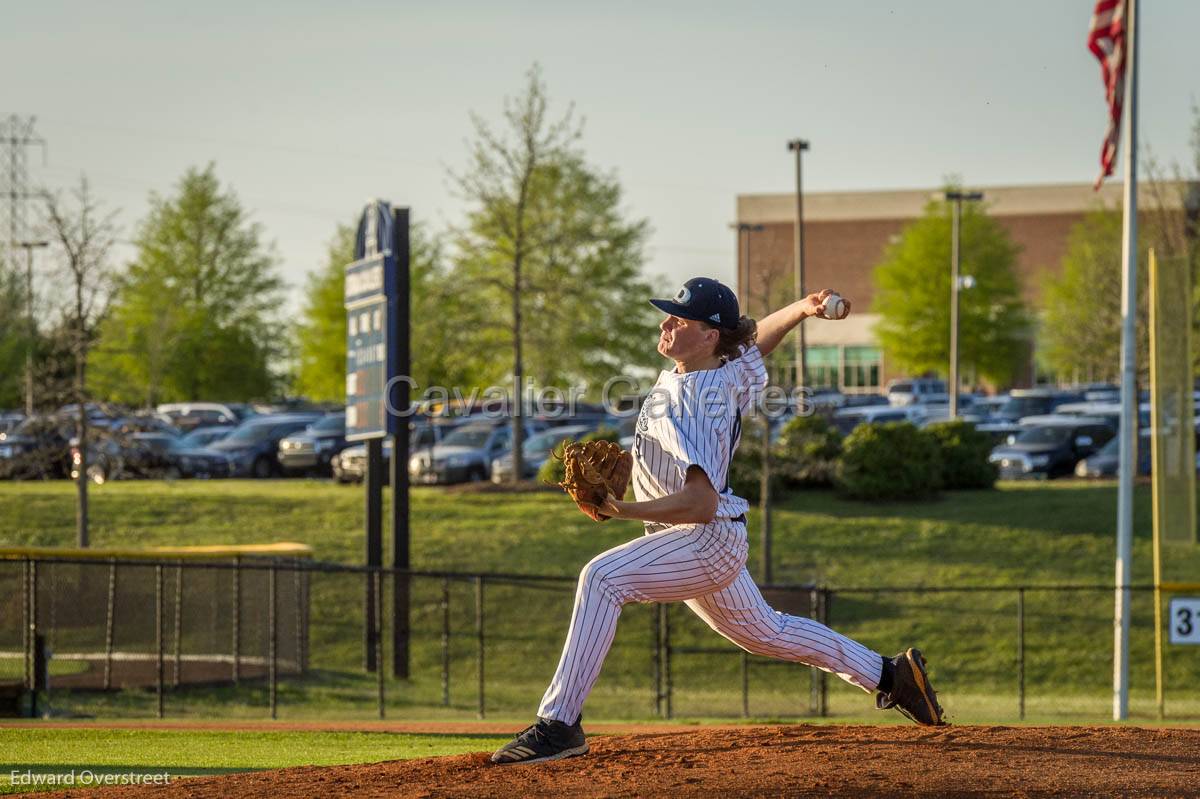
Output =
[
  {"x1": 842, "y1": 345, "x2": 882, "y2": 393},
  {"x1": 806, "y1": 346, "x2": 839, "y2": 390}
]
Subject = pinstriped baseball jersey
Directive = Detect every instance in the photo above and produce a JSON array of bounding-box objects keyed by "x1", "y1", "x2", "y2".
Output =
[
  {"x1": 535, "y1": 342, "x2": 883, "y2": 726},
  {"x1": 631, "y1": 343, "x2": 767, "y2": 517}
]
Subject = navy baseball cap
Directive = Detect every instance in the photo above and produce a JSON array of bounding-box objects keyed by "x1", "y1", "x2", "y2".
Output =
[{"x1": 649, "y1": 277, "x2": 740, "y2": 330}]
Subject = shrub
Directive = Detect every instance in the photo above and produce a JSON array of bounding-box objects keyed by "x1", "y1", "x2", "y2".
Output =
[
  {"x1": 924, "y1": 419, "x2": 998, "y2": 489},
  {"x1": 773, "y1": 414, "x2": 843, "y2": 489},
  {"x1": 834, "y1": 421, "x2": 943, "y2": 500},
  {"x1": 728, "y1": 418, "x2": 785, "y2": 503}
]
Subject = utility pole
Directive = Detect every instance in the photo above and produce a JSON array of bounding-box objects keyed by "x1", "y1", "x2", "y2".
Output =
[
  {"x1": 788, "y1": 139, "x2": 809, "y2": 389},
  {"x1": 2, "y1": 115, "x2": 47, "y2": 415},
  {"x1": 17, "y1": 241, "x2": 49, "y2": 416},
  {"x1": 944, "y1": 190, "x2": 983, "y2": 417},
  {"x1": 733, "y1": 222, "x2": 771, "y2": 583}
]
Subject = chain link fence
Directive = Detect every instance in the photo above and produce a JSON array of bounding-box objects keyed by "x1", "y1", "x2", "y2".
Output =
[{"x1": 3, "y1": 556, "x2": 1197, "y2": 721}]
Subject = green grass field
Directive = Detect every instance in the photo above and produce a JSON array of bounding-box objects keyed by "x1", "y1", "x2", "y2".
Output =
[
  {"x1": 2, "y1": 478, "x2": 1198, "y2": 726},
  {"x1": 0, "y1": 728, "x2": 508, "y2": 794}
]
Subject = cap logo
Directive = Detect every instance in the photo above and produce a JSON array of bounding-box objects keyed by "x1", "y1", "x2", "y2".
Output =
[
  {"x1": 709, "y1": 313, "x2": 721, "y2": 323},
  {"x1": 674, "y1": 287, "x2": 692, "y2": 304}
]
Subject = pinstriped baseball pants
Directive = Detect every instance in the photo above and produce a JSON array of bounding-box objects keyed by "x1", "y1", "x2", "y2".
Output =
[{"x1": 537, "y1": 520, "x2": 884, "y2": 723}]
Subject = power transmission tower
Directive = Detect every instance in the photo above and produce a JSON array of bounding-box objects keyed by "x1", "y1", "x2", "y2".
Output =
[
  {"x1": 2, "y1": 114, "x2": 46, "y2": 261},
  {"x1": 1, "y1": 114, "x2": 48, "y2": 414}
]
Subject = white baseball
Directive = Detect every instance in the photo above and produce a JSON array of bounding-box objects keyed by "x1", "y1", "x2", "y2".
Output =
[{"x1": 823, "y1": 293, "x2": 848, "y2": 320}]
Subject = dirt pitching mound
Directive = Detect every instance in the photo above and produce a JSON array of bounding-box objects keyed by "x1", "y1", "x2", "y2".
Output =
[{"x1": 50, "y1": 724, "x2": 1200, "y2": 798}]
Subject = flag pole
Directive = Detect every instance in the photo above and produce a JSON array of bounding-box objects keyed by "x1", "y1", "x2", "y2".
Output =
[{"x1": 1113, "y1": 0, "x2": 1139, "y2": 722}]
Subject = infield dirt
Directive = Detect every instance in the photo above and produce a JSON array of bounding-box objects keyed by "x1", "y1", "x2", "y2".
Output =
[{"x1": 46, "y1": 724, "x2": 1200, "y2": 798}]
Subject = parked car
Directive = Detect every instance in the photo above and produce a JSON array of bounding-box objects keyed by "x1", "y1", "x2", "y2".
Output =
[
  {"x1": 75, "y1": 432, "x2": 233, "y2": 482},
  {"x1": 0, "y1": 415, "x2": 72, "y2": 479},
  {"x1": 990, "y1": 388, "x2": 1081, "y2": 423},
  {"x1": 831, "y1": 405, "x2": 924, "y2": 436},
  {"x1": 988, "y1": 417, "x2": 1114, "y2": 479},
  {"x1": 332, "y1": 419, "x2": 470, "y2": 484},
  {"x1": 808, "y1": 388, "x2": 848, "y2": 410},
  {"x1": 55, "y1": 403, "x2": 122, "y2": 430},
  {"x1": 969, "y1": 395, "x2": 1009, "y2": 419},
  {"x1": 1053, "y1": 401, "x2": 1153, "y2": 432},
  {"x1": 975, "y1": 420, "x2": 1025, "y2": 445},
  {"x1": 278, "y1": 413, "x2": 348, "y2": 476},
  {"x1": 409, "y1": 419, "x2": 542, "y2": 484},
  {"x1": 155, "y1": 402, "x2": 253, "y2": 432},
  {"x1": 886, "y1": 378, "x2": 948, "y2": 407},
  {"x1": 333, "y1": 439, "x2": 390, "y2": 484},
  {"x1": 209, "y1": 413, "x2": 322, "y2": 477},
  {"x1": 1075, "y1": 430, "x2": 1153, "y2": 478},
  {"x1": 178, "y1": 425, "x2": 236, "y2": 449},
  {"x1": 490, "y1": 424, "x2": 596, "y2": 482},
  {"x1": 0, "y1": 413, "x2": 25, "y2": 435}
]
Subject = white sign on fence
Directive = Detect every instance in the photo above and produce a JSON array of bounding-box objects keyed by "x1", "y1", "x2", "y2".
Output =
[{"x1": 1168, "y1": 597, "x2": 1200, "y2": 645}]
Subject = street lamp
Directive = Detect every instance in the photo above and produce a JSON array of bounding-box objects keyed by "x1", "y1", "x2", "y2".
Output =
[
  {"x1": 943, "y1": 191, "x2": 983, "y2": 417},
  {"x1": 16, "y1": 240, "x2": 50, "y2": 416},
  {"x1": 787, "y1": 139, "x2": 809, "y2": 390}
]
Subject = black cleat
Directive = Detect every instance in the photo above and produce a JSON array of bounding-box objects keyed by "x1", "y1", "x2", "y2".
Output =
[
  {"x1": 876, "y1": 647, "x2": 946, "y2": 726},
  {"x1": 490, "y1": 716, "x2": 589, "y2": 765}
]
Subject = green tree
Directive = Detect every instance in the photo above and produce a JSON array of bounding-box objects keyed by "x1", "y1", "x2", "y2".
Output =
[
  {"x1": 1037, "y1": 206, "x2": 1144, "y2": 382},
  {"x1": 0, "y1": 261, "x2": 29, "y2": 409},
  {"x1": 872, "y1": 191, "x2": 1029, "y2": 387},
  {"x1": 92, "y1": 165, "x2": 284, "y2": 404},
  {"x1": 292, "y1": 221, "x2": 479, "y2": 402},
  {"x1": 1143, "y1": 104, "x2": 1200, "y2": 374},
  {"x1": 451, "y1": 65, "x2": 657, "y2": 479},
  {"x1": 293, "y1": 224, "x2": 355, "y2": 403}
]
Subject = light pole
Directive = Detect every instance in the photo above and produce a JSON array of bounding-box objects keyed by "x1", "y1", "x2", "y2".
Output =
[
  {"x1": 788, "y1": 139, "x2": 809, "y2": 389},
  {"x1": 944, "y1": 191, "x2": 983, "y2": 417},
  {"x1": 732, "y1": 222, "x2": 772, "y2": 583},
  {"x1": 16, "y1": 240, "x2": 49, "y2": 416}
]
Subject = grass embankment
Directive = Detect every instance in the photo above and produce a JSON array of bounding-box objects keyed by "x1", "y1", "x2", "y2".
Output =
[{"x1": 1, "y1": 479, "x2": 1198, "y2": 724}]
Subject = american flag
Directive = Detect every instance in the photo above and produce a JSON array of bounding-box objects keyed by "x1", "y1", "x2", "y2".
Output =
[{"x1": 1087, "y1": 0, "x2": 1127, "y2": 188}]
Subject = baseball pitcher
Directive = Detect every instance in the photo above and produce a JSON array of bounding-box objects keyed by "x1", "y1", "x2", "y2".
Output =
[{"x1": 491, "y1": 278, "x2": 944, "y2": 765}]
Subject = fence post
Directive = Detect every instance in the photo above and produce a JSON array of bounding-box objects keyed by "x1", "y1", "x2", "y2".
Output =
[
  {"x1": 475, "y1": 576, "x2": 485, "y2": 720},
  {"x1": 22, "y1": 559, "x2": 31, "y2": 695},
  {"x1": 663, "y1": 603, "x2": 672, "y2": 720},
  {"x1": 231, "y1": 557, "x2": 241, "y2": 684},
  {"x1": 104, "y1": 559, "x2": 117, "y2": 691},
  {"x1": 269, "y1": 564, "x2": 278, "y2": 720},
  {"x1": 741, "y1": 651, "x2": 749, "y2": 718},
  {"x1": 292, "y1": 563, "x2": 303, "y2": 677},
  {"x1": 155, "y1": 564, "x2": 164, "y2": 719},
  {"x1": 301, "y1": 567, "x2": 310, "y2": 673},
  {"x1": 1017, "y1": 588, "x2": 1025, "y2": 721},
  {"x1": 809, "y1": 586, "x2": 820, "y2": 716},
  {"x1": 374, "y1": 569, "x2": 384, "y2": 720},
  {"x1": 441, "y1": 577, "x2": 450, "y2": 707},
  {"x1": 48, "y1": 562, "x2": 56, "y2": 652},
  {"x1": 173, "y1": 564, "x2": 183, "y2": 688},
  {"x1": 653, "y1": 603, "x2": 662, "y2": 718},
  {"x1": 820, "y1": 589, "x2": 831, "y2": 716}
]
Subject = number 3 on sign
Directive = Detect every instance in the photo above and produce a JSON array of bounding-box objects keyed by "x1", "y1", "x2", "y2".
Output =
[{"x1": 1169, "y1": 598, "x2": 1200, "y2": 645}]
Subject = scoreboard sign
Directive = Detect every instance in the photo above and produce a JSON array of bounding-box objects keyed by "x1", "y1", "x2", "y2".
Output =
[
  {"x1": 345, "y1": 201, "x2": 401, "y2": 441},
  {"x1": 1169, "y1": 597, "x2": 1200, "y2": 645}
]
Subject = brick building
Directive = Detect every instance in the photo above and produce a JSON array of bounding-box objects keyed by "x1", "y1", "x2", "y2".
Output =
[{"x1": 735, "y1": 181, "x2": 1197, "y2": 392}]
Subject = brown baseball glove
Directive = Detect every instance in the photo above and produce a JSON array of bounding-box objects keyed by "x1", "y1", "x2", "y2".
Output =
[{"x1": 551, "y1": 439, "x2": 634, "y2": 521}]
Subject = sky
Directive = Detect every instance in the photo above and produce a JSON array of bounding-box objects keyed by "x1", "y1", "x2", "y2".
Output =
[{"x1": 4, "y1": 0, "x2": 1198, "y2": 313}]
